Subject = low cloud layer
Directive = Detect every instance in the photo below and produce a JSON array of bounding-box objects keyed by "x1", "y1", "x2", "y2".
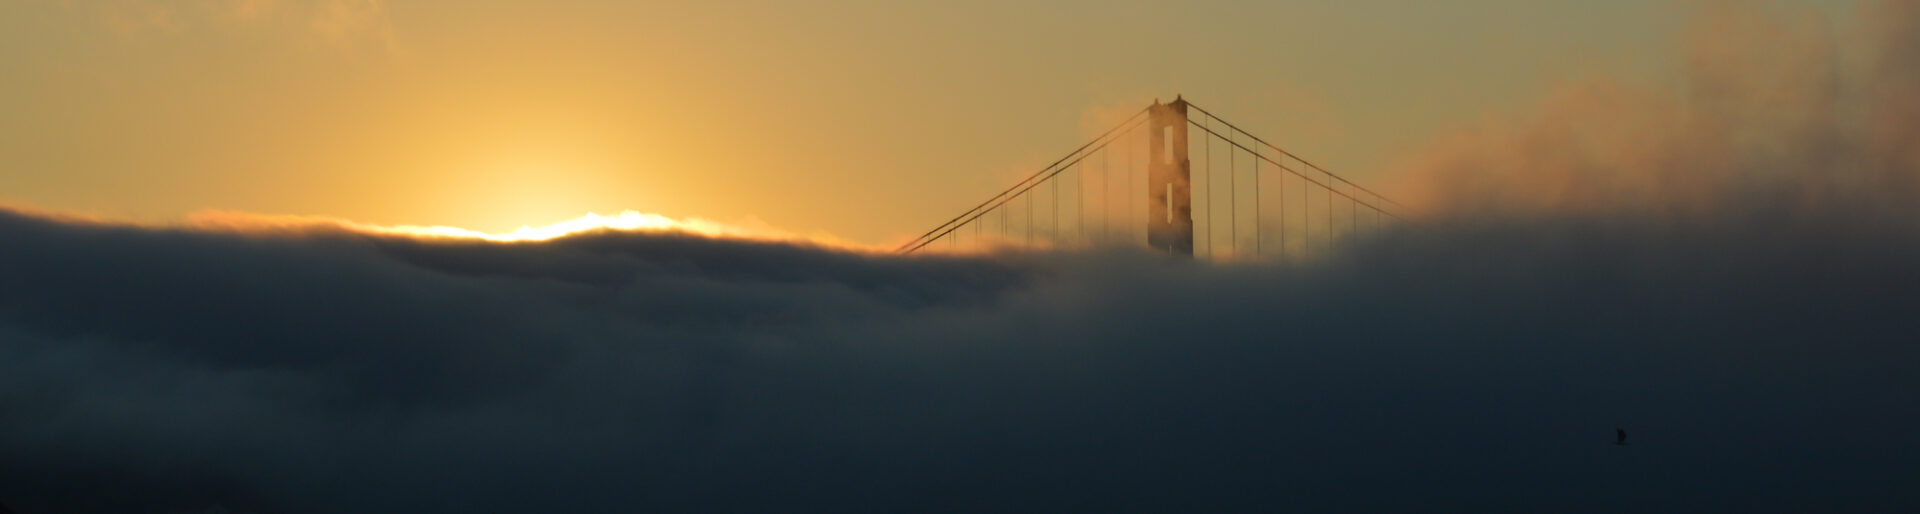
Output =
[
  {"x1": 4, "y1": 2, "x2": 1920, "y2": 513},
  {"x1": 4, "y1": 197, "x2": 1919, "y2": 513}
]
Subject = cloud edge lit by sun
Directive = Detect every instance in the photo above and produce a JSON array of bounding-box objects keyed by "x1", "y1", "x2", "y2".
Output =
[{"x1": 179, "y1": 209, "x2": 882, "y2": 251}]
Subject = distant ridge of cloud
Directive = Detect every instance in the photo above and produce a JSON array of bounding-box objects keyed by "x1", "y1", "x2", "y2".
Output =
[{"x1": 184, "y1": 208, "x2": 879, "y2": 251}]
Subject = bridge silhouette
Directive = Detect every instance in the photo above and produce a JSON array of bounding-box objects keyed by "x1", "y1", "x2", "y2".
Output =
[{"x1": 900, "y1": 97, "x2": 1403, "y2": 260}]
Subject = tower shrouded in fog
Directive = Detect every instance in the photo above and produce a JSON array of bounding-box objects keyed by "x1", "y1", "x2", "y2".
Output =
[{"x1": 1147, "y1": 98, "x2": 1194, "y2": 256}]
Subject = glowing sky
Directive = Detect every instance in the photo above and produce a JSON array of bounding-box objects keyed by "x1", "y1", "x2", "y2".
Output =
[
  {"x1": 6, "y1": 3, "x2": 1920, "y2": 510},
  {"x1": 0, "y1": 0, "x2": 1857, "y2": 244}
]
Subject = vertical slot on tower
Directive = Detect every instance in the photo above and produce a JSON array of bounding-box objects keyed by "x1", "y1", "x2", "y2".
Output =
[{"x1": 1163, "y1": 126, "x2": 1173, "y2": 164}]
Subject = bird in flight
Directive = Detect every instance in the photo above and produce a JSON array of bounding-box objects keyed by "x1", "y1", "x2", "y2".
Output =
[{"x1": 1615, "y1": 428, "x2": 1628, "y2": 445}]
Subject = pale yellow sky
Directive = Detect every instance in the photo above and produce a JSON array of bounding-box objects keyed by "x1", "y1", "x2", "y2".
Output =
[{"x1": 0, "y1": 0, "x2": 1857, "y2": 243}]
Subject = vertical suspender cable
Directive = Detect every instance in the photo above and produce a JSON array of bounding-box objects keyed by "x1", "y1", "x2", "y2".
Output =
[
  {"x1": 1128, "y1": 124, "x2": 1136, "y2": 245},
  {"x1": 1230, "y1": 126, "x2": 1237, "y2": 257}
]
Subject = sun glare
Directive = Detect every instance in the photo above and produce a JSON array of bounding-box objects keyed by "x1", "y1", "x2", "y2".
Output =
[
  {"x1": 373, "y1": 211, "x2": 759, "y2": 242},
  {"x1": 186, "y1": 209, "x2": 875, "y2": 251}
]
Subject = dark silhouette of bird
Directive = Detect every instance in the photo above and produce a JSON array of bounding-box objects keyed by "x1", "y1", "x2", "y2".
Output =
[{"x1": 1615, "y1": 428, "x2": 1628, "y2": 445}]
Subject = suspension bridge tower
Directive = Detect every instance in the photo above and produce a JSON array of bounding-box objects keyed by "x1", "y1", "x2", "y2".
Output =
[
  {"x1": 1147, "y1": 98, "x2": 1194, "y2": 256},
  {"x1": 898, "y1": 95, "x2": 1396, "y2": 258}
]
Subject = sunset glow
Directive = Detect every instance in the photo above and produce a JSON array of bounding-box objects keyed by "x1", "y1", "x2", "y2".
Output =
[
  {"x1": 5, "y1": 1, "x2": 1857, "y2": 245},
  {"x1": 7, "y1": 1, "x2": 1920, "y2": 512},
  {"x1": 185, "y1": 209, "x2": 876, "y2": 249},
  {"x1": 370, "y1": 211, "x2": 764, "y2": 242}
]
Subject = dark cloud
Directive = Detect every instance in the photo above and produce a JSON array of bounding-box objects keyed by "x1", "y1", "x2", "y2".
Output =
[
  {"x1": 0, "y1": 212, "x2": 1029, "y2": 513},
  {"x1": 5, "y1": 2, "x2": 1920, "y2": 512},
  {"x1": 3, "y1": 196, "x2": 1920, "y2": 513}
]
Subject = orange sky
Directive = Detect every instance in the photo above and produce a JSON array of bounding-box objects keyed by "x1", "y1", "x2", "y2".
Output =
[{"x1": 0, "y1": 0, "x2": 1858, "y2": 244}]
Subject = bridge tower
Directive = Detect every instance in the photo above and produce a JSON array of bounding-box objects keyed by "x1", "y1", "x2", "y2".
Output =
[
  {"x1": 1147, "y1": 98, "x2": 1194, "y2": 256},
  {"x1": 898, "y1": 96, "x2": 1397, "y2": 257}
]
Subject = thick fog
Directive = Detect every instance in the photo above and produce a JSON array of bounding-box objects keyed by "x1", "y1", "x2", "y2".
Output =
[{"x1": 3, "y1": 2, "x2": 1920, "y2": 512}]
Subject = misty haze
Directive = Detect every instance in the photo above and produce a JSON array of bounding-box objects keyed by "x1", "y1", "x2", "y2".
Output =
[{"x1": 3, "y1": 1, "x2": 1919, "y2": 512}]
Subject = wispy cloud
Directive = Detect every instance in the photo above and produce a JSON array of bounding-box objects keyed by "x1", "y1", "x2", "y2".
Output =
[{"x1": 1380, "y1": 1, "x2": 1920, "y2": 222}]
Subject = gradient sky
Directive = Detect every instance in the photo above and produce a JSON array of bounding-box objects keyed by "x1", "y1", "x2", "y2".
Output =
[{"x1": 0, "y1": 0, "x2": 1857, "y2": 243}]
